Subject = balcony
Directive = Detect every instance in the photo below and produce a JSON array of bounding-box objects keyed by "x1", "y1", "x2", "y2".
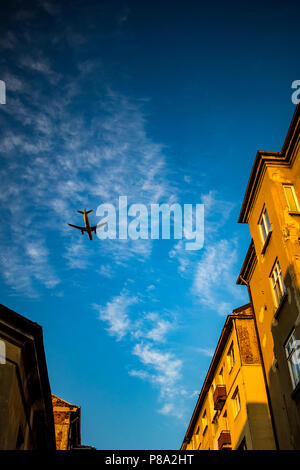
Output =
[
  {"x1": 218, "y1": 430, "x2": 231, "y2": 450},
  {"x1": 213, "y1": 385, "x2": 227, "y2": 410}
]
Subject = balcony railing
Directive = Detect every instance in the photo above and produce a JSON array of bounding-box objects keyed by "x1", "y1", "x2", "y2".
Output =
[
  {"x1": 213, "y1": 385, "x2": 227, "y2": 410},
  {"x1": 218, "y1": 430, "x2": 231, "y2": 450}
]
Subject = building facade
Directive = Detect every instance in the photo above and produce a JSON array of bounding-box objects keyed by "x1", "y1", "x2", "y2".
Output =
[
  {"x1": 0, "y1": 304, "x2": 56, "y2": 450},
  {"x1": 181, "y1": 304, "x2": 276, "y2": 450},
  {"x1": 52, "y1": 394, "x2": 81, "y2": 450},
  {"x1": 237, "y1": 104, "x2": 300, "y2": 449},
  {"x1": 0, "y1": 303, "x2": 94, "y2": 450}
]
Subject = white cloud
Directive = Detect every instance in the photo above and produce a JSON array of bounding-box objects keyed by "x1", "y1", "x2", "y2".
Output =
[
  {"x1": 96, "y1": 288, "x2": 183, "y2": 417},
  {"x1": 20, "y1": 55, "x2": 61, "y2": 84},
  {"x1": 63, "y1": 238, "x2": 91, "y2": 270},
  {"x1": 132, "y1": 342, "x2": 182, "y2": 399},
  {"x1": 196, "y1": 347, "x2": 214, "y2": 358},
  {"x1": 200, "y1": 190, "x2": 235, "y2": 234},
  {"x1": 158, "y1": 403, "x2": 175, "y2": 416},
  {"x1": 168, "y1": 240, "x2": 191, "y2": 274},
  {"x1": 143, "y1": 313, "x2": 173, "y2": 343},
  {"x1": 0, "y1": 61, "x2": 174, "y2": 296},
  {"x1": 0, "y1": 238, "x2": 59, "y2": 297},
  {"x1": 94, "y1": 292, "x2": 138, "y2": 341},
  {"x1": 147, "y1": 284, "x2": 155, "y2": 291},
  {"x1": 130, "y1": 345, "x2": 186, "y2": 418},
  {"x1": 193, "y1": 239, "x2": 239, "y2": 315},
  {"x1": 97, "y1": 264, "x2": 114, "y2": 279}
]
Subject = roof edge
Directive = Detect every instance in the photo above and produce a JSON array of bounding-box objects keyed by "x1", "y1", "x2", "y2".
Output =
[
  {"x1": 181, "y1": 304, "x2": 253, "y2": 446},
  {"x1": 238, "y1": 104, "x2": 300, "y2": 224}
]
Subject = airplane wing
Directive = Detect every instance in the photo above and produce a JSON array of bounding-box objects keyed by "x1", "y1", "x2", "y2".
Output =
[
  {"x1": 91, "y1": 222, "x2": 107, "y2": 233},
  {"x1": 68, "y1": 224, "x2": 87, "y2": 231}
]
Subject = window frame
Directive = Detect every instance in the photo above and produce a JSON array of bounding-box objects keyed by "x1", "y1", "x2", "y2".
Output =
[
  {"x1": 258, "y1": 206, "x2": 272, "y2": 245},
  {"x1": 202, "y1": 410, "x2": 208, "y2": 435},
  {"x1": 285, "y1": 329, "x2": 300, "y2": 391},
  {"x1": 283, "y1": 184, "x2": 300, "y2": 213},
  {"x1": 227, "y1": 342, "x2": 235, "y2": 374},
  {"x1": 218, "y1": 367, "x2": 224, "y2": 385},
  {"x1": 222, "y1": 409, "x2": 229, "y2": 431},
  {"x1": 270, "y1": 259, "x2": 286, "y2": 308},
  {"x1": 232, "y1": 387, "x2": 241, "y2": 418}
]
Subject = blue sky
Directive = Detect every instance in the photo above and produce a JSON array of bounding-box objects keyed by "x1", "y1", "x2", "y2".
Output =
[{"x1": 1, "y1": 0, "x2": 300, "y2": 449}]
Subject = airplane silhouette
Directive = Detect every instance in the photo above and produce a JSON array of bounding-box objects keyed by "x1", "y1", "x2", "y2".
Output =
[{"x1": 68, "y1": 209, "x2": 106, "y2": 240}]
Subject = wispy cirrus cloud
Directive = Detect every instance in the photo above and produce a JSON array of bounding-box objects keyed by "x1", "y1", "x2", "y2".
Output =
[
  {"x1": 130, "y1": 342, "x2": 186, "y2": 418},
  {"x1": 168, "y1": 189, "x2": 235, "y2": 275},
  {"x1": 0, "y1": 50, "x2": 173, "y2": 295},
  {"x1": 95, "y1": 290, "x2": 185, "y2": 417},
  {"x1": 94, "y1": 291, "x2": 138, "y2": 341},
  {"x1": 193, "y1": 238, "x2": 242, "y2": 316},
  {"x1": 196, "y1": 347, "x2": 214, "y2": 358},
  {"x1": 20, "y1": 54, "x2": 61, "y2": 84},
  {"x1": 0, "y1": 238, "x2": 60, "y2": 298},
  {"x1": 167, "y1": 189, "x2": 245, "y2": 318},
  {"x1": 132, "y1": 312, "x2": 174, "y2": 343}
]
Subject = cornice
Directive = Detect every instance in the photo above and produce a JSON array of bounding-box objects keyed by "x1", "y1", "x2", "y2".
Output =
[
  {"x1": 238, "y1": 104, "x2": 300, "y2": 224},
  {"x1": 236, "y1": 240, "x2": 257, "y2": 286}
]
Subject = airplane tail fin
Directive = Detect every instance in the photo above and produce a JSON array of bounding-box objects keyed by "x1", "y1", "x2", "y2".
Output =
[{"x1": 78, "y1": 209, "x2": 92, "y2": 214}]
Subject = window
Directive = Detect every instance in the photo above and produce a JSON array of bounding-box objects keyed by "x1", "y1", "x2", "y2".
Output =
[
  {"x1": 283, "y1": 184, "x2": 300, "y2": 213},
  {"x1": 213, "y1": 413, "x2": 219, "y2": 433},
  {"x1": 232, "y1": 387, "x2": 241, "y2": 418},
  {"x1": 270, "y1": 260, "x2": 286, "y2": 307},
  {"x1": 202, "y1": 410, "x2": 208, "y2": 434},
  {"x1": 209, "y1": 388, "x2": 215, "y2": 416},
  {"x1": 259, "y1": 207, "x2": 272, "y2": 244},
  {"x1": 195, "y1": 426, "x2": 200, "y2": 435},
  {"x1": 218, "y1": 368, "x2": 224, "y2": 385},
  {"x1": 285, "y1": 329, "x2": 300, "y2": 390},
  {"x1": 227, "y1": 342, "x2": 235, "y2": 372},
  {"x1": 223, "y1": 410, "x2": 229, "y2": 430}
]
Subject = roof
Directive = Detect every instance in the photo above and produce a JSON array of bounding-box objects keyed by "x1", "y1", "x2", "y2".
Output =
[
  {"x1": 52, "y1": 394, "x2": 81, "y2": 410},
  {"x1": 238, "y1": 103, "x2": 300, "y2": 224},
  {"x1": 52, "y1": 393, "x2": 81, "y2": 448}
]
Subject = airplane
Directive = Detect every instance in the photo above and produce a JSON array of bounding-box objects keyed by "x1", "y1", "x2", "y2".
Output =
[{"x1": 68, "y1": 209, "x2": 107, "y2": 240}]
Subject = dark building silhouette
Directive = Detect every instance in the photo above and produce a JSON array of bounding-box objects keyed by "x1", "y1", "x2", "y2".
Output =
[
  {"x1": 0, "y1": 303, "x2": 95, "y2": 450},
  {"x1": 0, "y1": 304, "x2": 55, "y2": 449}
]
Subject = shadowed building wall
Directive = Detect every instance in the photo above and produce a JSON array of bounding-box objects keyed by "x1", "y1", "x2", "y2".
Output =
[{"x1": 0, "y1": 304, "x2": 56, "y2": 450}]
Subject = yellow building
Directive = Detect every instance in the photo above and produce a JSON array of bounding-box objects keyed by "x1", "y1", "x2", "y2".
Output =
[
  {"x1": 181, "y1": 304, "x2": 276, "y2": 450},
  {"x1": 237, "y1": 104, "x2": 300, "y2": 449},
  {"x1": 52, "y1": 394, "x2": 81, "y2": 450}
]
